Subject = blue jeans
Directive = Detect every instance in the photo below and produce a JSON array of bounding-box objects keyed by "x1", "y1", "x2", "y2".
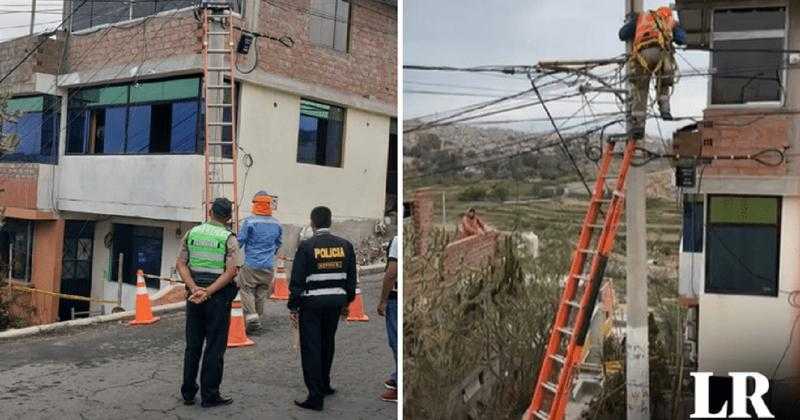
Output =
[{"x1": 386, "y1": 298, "x2": 398, "y2": 382}]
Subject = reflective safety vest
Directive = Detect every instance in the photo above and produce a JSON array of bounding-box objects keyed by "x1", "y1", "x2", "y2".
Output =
[
  {"x1": 187, "y1": 222, "x2": 231, "y2": 285},
  {"x1": 633, "y1": 8, "x2": 675, "y2": 53}
]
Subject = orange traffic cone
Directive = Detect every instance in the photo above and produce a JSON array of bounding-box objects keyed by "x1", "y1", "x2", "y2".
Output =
[
  {"x1": 227, "y1": 293, "x2": 255, "y2": 348},
  {"x1": 130, "y1": 269, "x2": 160, "y2": 325},
  {"x1": 347, "y1": 286, "x2": 369, "y2": 322},
  {"x1": 270, "y1": 257, "x2": 289, "y2": 300}
]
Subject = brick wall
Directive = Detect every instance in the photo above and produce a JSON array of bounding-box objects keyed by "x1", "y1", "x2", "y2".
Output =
[
  {"x1": 0, "y1": 164, "x2": 39, "y2": 209},
  {"x1": 699, "y1": 109, "x2": 791, "y2": 176},
  {"x1": 64, "y1": 11, "x2": 201, "y2": 74},
  {"x1": 442, "y1": 231, "x2": 499, "y2": 275},
  {"x1": 0, "y1": 35, "x2": 64, "y2": 89},
  {"x1": 257, "y1": 0, "x2": 396, "y2": 105}
]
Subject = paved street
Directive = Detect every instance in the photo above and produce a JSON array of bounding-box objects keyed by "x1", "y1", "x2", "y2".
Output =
[{"x1": 0, "y1": 273, "x2": 396, "y2": 420}]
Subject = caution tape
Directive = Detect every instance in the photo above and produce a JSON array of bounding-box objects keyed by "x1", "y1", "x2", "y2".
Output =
[{"x1": 9, "y1": 285, "x2": 119, "y2": 305}]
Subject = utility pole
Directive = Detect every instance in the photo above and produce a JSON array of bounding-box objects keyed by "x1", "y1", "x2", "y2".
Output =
[
  {"x1": 624, "y1": 0, "x2": 650, "y2": 419},
  {"x1": 28, "y1": 0, "x2": 36, "y2": 35}
]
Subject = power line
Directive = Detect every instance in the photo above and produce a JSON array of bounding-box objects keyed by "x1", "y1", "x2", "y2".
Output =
[
  {"x1": 0, "y1": 0, "x2": 88, "y2": 85},
  {"x1": 531, "y1": 79, "x2": 592, "y2": 196}
]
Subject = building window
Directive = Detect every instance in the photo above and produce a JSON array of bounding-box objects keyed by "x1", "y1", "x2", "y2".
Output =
[
  {"x1": 70, "y1": 0, "x2": 242, "y2": 32},
  {"x1": 297, "y1": 99, "x2": 345, "y2": 167},
  {"x1": 711, "y1": 7, "x2": 785, "y2": 105},
  {"x1": 0, "y1": 219, "x2": 33, "y2": 282},
  {"x1": 682, "y1": 194, "x2": 704, "y2": 253},
  {"x1": 705, "y1": 195, "x2": 780, "y2": 296},
  {"x1": 0, "y1": 95, "x2": 60, "y2": 163},
  {"x1": 111, "y1": 224, "x2": 163, "y2": 289},
  {"x1": 309, "y1": 0, "x2": 350, "y2": 52},
  {"x1": 67, "y1": 77, "x2": 202, "y2": 155}
]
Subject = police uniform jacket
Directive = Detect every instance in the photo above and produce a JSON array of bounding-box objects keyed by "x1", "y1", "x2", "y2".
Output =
[{"x1": 288, "y1": 228, "x2": 357, "y2": 311}]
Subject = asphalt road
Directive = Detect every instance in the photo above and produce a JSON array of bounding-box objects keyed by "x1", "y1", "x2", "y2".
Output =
[{"x1": 0, "y1": 273, "x2": 396, "y2": 420}]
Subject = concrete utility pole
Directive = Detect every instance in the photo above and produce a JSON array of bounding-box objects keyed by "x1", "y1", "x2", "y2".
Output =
[
  {"x1": 28, "y1": 0, "x2": 36, "y2": 36},
  {"x1": 625, "y1": 0, "x2": 650, "y2": 418}
]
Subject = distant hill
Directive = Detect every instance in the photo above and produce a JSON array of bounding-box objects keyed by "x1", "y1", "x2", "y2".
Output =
[{"x1": 404, "y1": 122, "x2": 671, "y2": 183}]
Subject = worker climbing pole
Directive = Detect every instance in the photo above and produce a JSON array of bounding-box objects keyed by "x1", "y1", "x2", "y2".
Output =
[{"x1": 201, "y1": 0, "x2": 239, "y2": 231}]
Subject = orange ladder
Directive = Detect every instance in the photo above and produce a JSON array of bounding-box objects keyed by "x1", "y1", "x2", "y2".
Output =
[
  {"x1": 201, "y1": 3, "x2": 239, "y2": 231},
  {"x1": 526, "y1": 137, "x2": 637, "y2": 420}
]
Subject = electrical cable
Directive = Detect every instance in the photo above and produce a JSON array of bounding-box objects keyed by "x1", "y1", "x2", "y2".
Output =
[
  {"x1": 0, "y1": 0, "x2": 88, "y2": 85},
  {"x1": 530, "y1": 78, "x2": 593, "y2": 196}
]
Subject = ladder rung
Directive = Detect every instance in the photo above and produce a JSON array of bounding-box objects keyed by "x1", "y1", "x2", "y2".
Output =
[
  {"x1": 209, "y1": 160, "x2": 234, "y2": 165},
  {"x1": 208, "y1": 31, "x2": 229, "y2": 35},
  {"x1": 208, "y1": 67, "x2": 230, "y2": 71},
  {"x1": 588, "y1": 223, "x2": 604, "y2": 228},
  {"x1": 612, "y1": 190, "x2": 624, "y2": 197},
  {"x1": 566, "y1": 300, "x2": 581, "y2": 308},
  {"x1": 208, "y1": 122, "x2": 233, "y2": 126},
  {"x1": 557, "y1": 327, "x2": 573, "y2": 336},
  {"x1": 578, "y1": 249, "x2": 597, "y2": 254},
  {"x1": 207, "y1": 141, "x2": 234, "y2": 145},
  {"x1": 207, "y1": 85, "x2": 232, "y2": 89},
  {"x1": 534, "y1": 410, "x2": 549, "y2": 420},
  {"x1": 574, "y1": 274, "x2": 590, "y2": 281},
  {"x1": 541, "y1": 381, "x2": 558, "y2": 393},
  {"x1": 207, "y1": 49, "x2": 230, "y2": 53},
  {"x1": 549, "y1": 354, "x2": 566, "y2": 364},
  {"x1": 592, "y1": 198, "x2": 612, "y2": 204},
  {"x1": 209, "y1": 181, "x2": 235, "y2": 185},
  {"x1": 208, "y1": 103, "x2": 233, "y2": 107}
]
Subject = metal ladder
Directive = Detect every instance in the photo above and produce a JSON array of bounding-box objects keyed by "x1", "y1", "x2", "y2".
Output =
[
  {"x1": 201, "y1": 4, "x2": 239, "y2": 231},
  {"x1": 525, "y1": 137, "x2": 637, "y2": 420}
]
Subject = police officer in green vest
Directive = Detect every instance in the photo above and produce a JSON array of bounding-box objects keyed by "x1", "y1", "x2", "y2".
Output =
[{"x1": 177, "y1": 197, "x2": 242, "y2": 408}]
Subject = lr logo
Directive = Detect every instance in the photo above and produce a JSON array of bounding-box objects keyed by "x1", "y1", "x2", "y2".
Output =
[{"x1": 690, "y1": 372, "x2": 775, "y2": 418}]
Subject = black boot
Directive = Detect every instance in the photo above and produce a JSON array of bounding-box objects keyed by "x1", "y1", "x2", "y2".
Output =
[
  {"x1": 658, "y1": 97, "x2": 673, "y2": 121},
  {"x1": 294, "y1": 398, "x2": 323, "y2": 411}
]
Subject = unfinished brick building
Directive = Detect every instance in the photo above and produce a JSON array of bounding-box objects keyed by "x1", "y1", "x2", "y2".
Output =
[
  {"x1": 0, "y1": 0, "x2": 397, "y2": 325},
  {"x1": 675, "y1": 2, "x2": 800, "y2": 416}
]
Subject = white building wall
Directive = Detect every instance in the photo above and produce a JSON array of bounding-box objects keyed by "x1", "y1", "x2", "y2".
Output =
[
  {"x1": 88, "y1": 217, "x2": 193, "y2": 314},
  {"x1": 57, "y1": 155, "x2": 205, "y2": 222},
  {"x1": 697, "y1": 197, "x2": 800, "y2": 378},
  {"x1": 237, "y1": 82, "x2": 390, "y2": 226}
]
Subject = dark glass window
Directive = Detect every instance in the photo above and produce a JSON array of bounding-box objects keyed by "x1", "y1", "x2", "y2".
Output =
[
  {"x1": 67, "y1": 77, "x2": 201, "y2": 155},
  {"x1": 72, "y1": 0, "x2": 242, "y2": 32},
  {"x1": 111, "y1": 224, "x2": 163, "y2": 289},
  {"x1": 711, "y1": 8, "x2": 785, "y2": 105},
  {"x1": 310, "y1": 0, "x2": 350, "y2": 52},
  {"x1": 682, "y1": 195, "x2": 704, "y2": 253},
  {"x1": 705, "y1": 196, "x2": 780, "y2": 296},
  {"x1": 297, "y1": 99, "x2": 345, "y2": 167},
  {"x1": 0, "y1": 95, "x2": 60, "y2": 163},
  {"x1": 0, "y1": 219, "x2": 33, "y2": 281}
]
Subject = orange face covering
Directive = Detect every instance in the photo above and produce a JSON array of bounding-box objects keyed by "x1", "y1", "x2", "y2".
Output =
[{"x1": 251, "y1": 196, "x2": 273, "y2": 216}]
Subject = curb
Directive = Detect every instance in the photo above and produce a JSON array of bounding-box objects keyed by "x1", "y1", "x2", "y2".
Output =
[
  {"x1": 0, "y1": 301, "x2": 186, "y2": 341},
  {"x1": 1, "y1": 265, "x2": 385, "y2": 341}
]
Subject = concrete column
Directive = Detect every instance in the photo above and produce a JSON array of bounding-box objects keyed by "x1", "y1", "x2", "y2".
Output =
[
  {"x1": 29, "y1": 218, "x2": 65, "y2": 324},
  {"x1": 625, "y1": 0, "x2": 649, "y2": 419}
]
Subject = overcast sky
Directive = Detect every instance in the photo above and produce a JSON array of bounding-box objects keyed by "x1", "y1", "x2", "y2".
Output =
[
  {"x1": 0, "y1": 0, "x2": 64, "y2": 41},
  {"x1": 403, "y1": 0, "x2": 709, "y2": 136}
]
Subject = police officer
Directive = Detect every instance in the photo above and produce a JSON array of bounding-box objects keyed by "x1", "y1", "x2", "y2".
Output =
[
  {"x1": 288, "y1": 206, "x2": 357, "y2": 411},
  {"x1": 177, "y1": 197, "x2": 241, "y2": 408}
]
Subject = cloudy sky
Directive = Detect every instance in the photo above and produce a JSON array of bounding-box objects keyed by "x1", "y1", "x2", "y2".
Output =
[
  {"x1": 0, "y1": 0, "x2": 64, "y2": 41},
  {"x1": 403, "y1": 0, "x2": 709, "y2": 136}
]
